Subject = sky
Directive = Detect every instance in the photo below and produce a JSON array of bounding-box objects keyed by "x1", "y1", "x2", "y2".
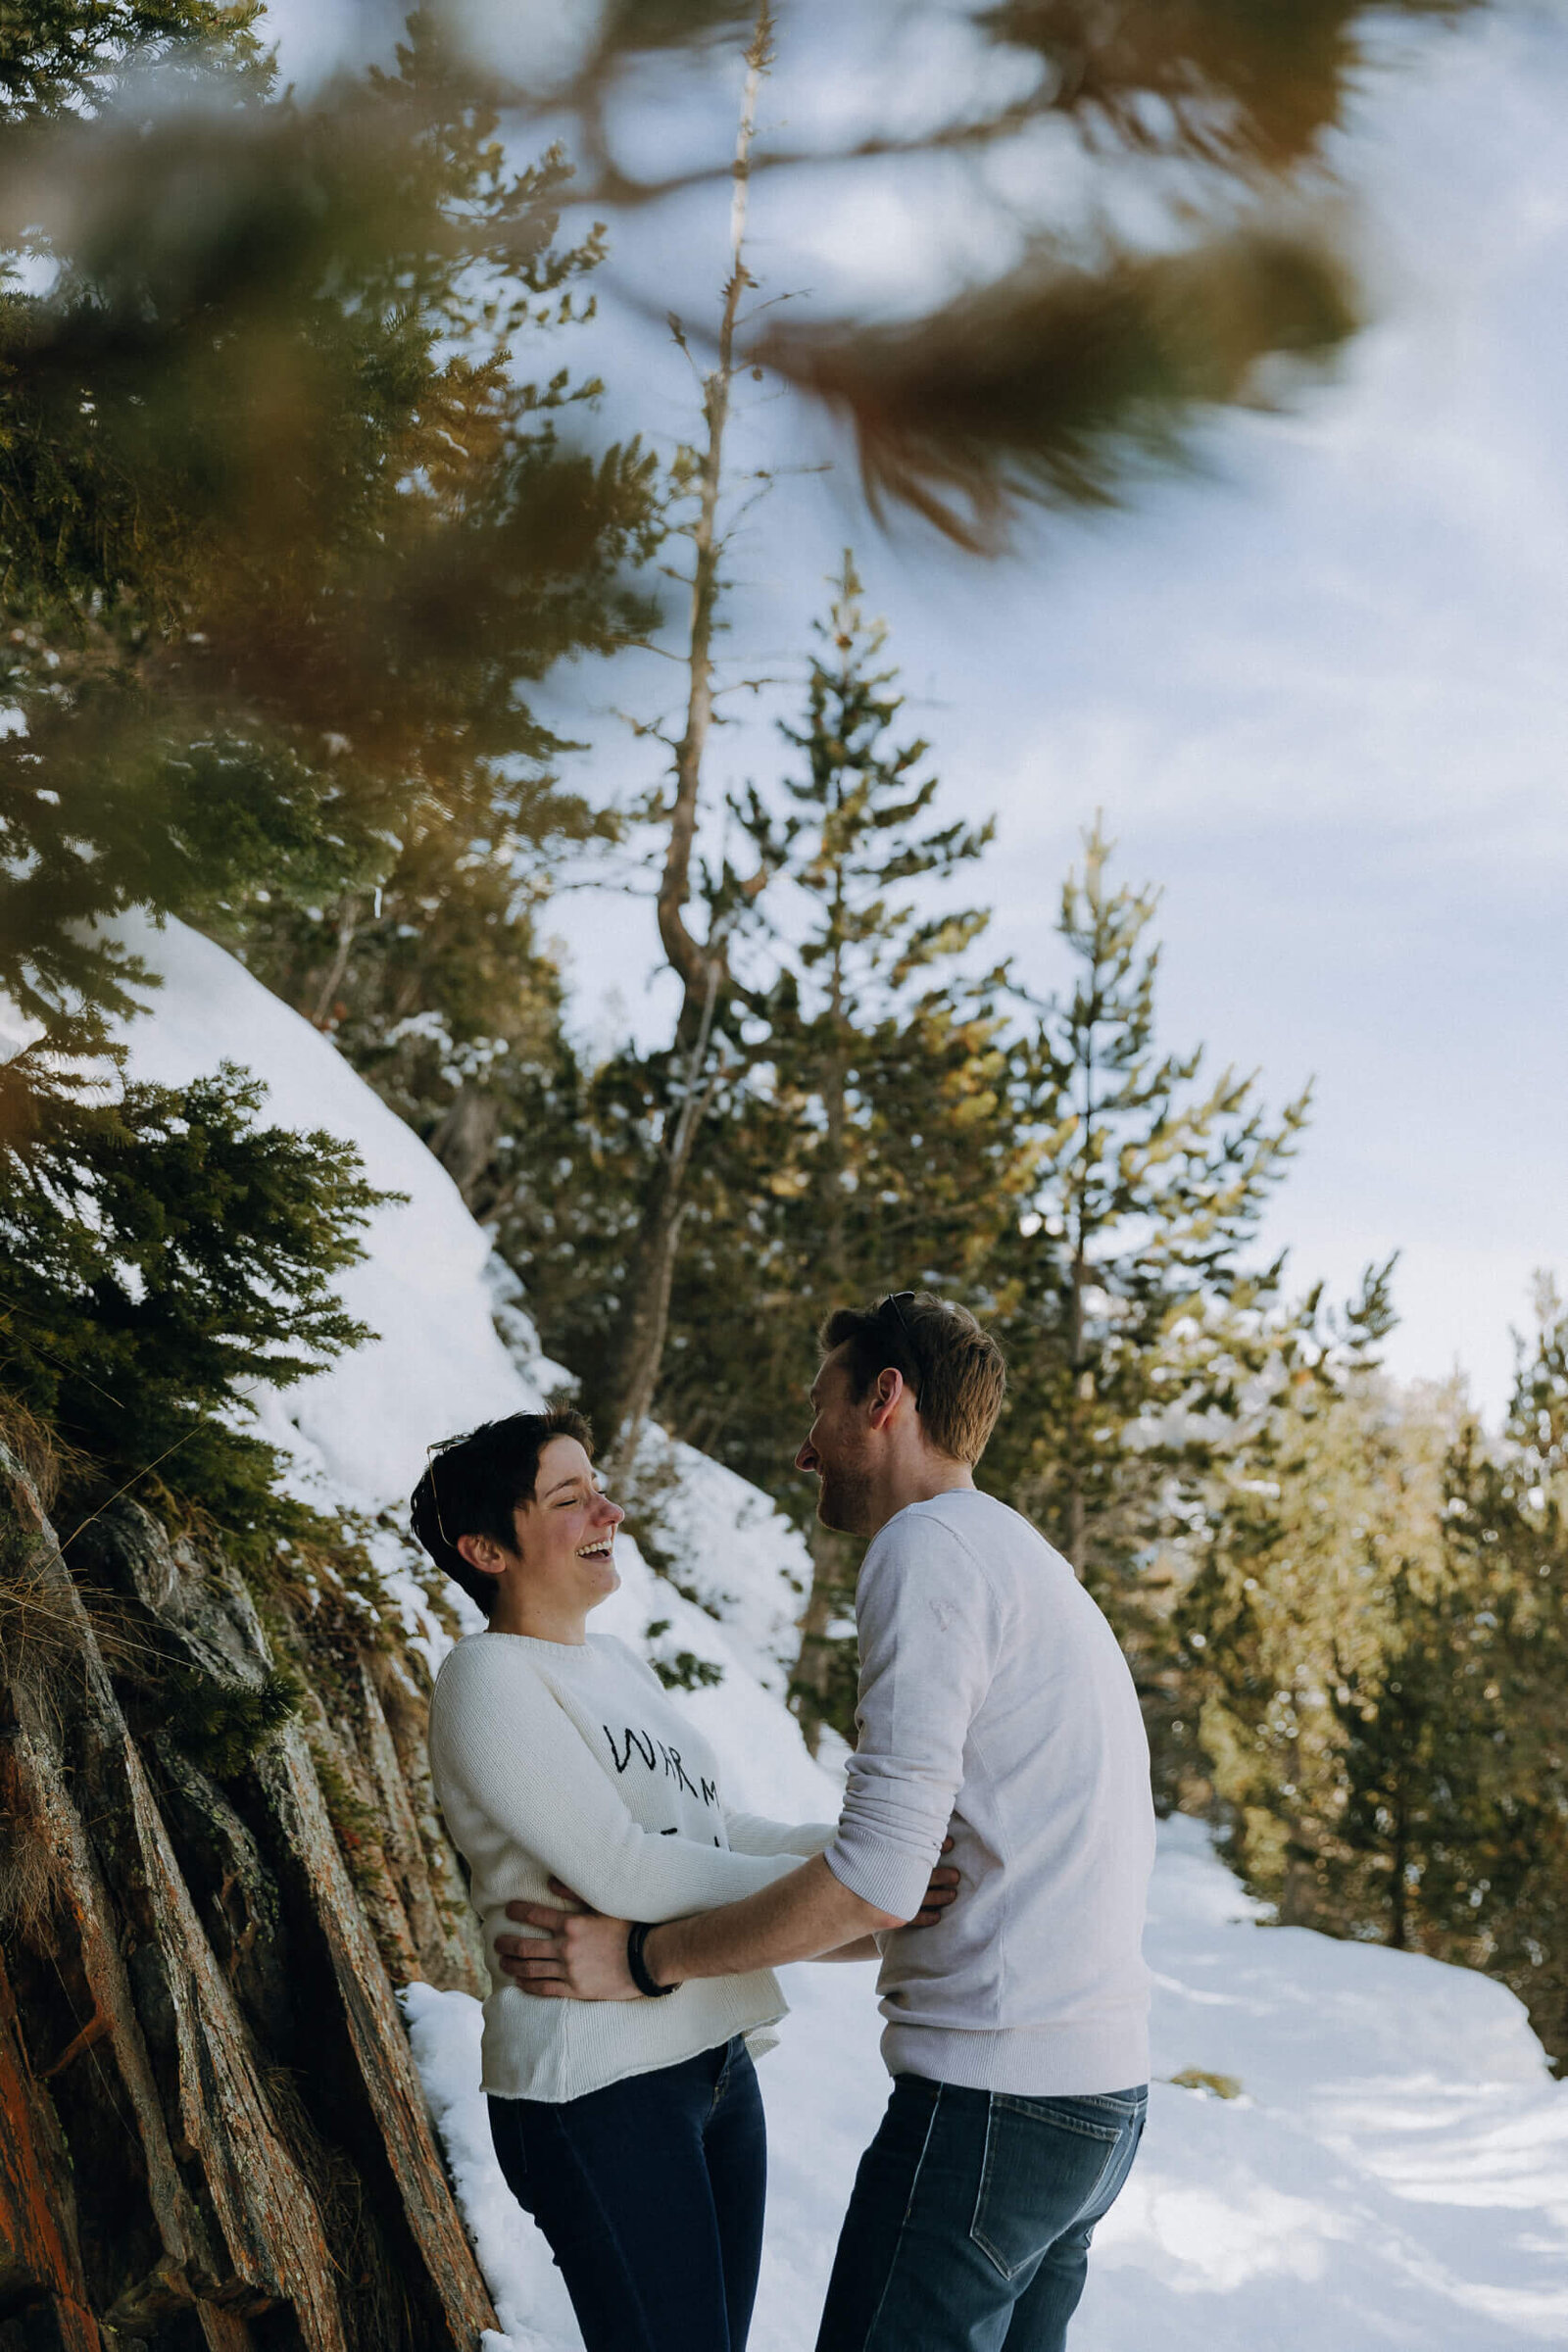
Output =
[{"x1": 262, "y1": 0, "x2": 1568, "y2": 1421}]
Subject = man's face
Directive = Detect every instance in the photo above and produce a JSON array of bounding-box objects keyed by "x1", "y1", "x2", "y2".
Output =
[{"x1": 796, "y1": 1348, "x2": 876, "y2": 1537}]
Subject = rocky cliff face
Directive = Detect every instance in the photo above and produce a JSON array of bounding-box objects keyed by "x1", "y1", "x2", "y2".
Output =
[{"x1": 0, "y1": 1447, "x2": 497, "y2": 2352}]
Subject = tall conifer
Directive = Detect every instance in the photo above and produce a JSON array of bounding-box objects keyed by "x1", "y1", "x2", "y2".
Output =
[
  {"x1": 988, "y1": 820, "x2": 1309, "y2": 1610},
  {"x1": 660, "y1": 557, "x2": 1021, "y2": 1746}
]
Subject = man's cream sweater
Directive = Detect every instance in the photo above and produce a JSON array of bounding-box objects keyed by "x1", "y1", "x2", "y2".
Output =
[
  {"x1": 428, "y1": 1629, "x2": 833, "y2": 2101},
  {"x1": 823, "y1": 1490, "x2": 1155, "y2": 2096}
]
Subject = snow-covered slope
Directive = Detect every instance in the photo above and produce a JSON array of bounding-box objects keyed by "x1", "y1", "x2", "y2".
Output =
[
  {"x1": 105, "y1": 910, "x2": 825, "y2": 1805},
  {"x1": 117, "y1": 914, "x2": 1568, "y2": 2350},
  {"x1": 410, "y1": 1817, "x2": 1568, "y2": 2352}
]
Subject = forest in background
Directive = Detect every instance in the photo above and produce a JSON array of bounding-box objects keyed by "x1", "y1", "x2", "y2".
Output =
[{"x1": 3, "y1": 0, "x2": 1566, "y2": 2103}]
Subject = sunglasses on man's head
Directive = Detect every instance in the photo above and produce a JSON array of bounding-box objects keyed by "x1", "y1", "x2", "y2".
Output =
[{"x1": 877, "y1": 1290, "x2": 925, "y2": 1401}]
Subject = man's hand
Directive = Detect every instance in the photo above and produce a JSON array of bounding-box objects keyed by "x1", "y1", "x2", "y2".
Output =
[
  {"x1": 909, "y1": 1836, "x2": 958, "y2": 1930},
  {"x1": 496, "y1": 1882, "x2": 640, "y2": 2001},
  {"x1": 496, "y1": 1837, "x2": 961, "y2": 1998}
]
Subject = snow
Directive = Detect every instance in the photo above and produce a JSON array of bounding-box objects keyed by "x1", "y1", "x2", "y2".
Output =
[
  {"x1": 410, "y1": 1818, "x2": 1568, "y2": 2352},
  {"x1": 105, "y1": 908, "x2": 561, "y2": 1509},
  {"x1": 622, "y1": 1427, "x2": 814, "y2": 1694},
  {"x1": 104, "y1": 914, "x2": 822, "y2": 1779},
  {"x1": 112, "y1": 911, "x2": 1568, "y2": 2348}
]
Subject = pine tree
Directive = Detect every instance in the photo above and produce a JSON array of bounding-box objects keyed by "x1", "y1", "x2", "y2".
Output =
[
  {"x1": 520, "y1": 0, "x2": 1466, "y2": 550},
  {"x1": 986, "y1": 820, "x2": 1309, "y2": 1619},
  {"x1": 0, "y1": 5, "x2": 660, "y2": 1552},
  {"x1": 0, "y1": 1054, "x2": 382, "y2": 1559},
  {"x1": 1431, "y1": 1282, "x2": 1568, "y2": 2061},
  {"x1": 0, "y1": 9, "x2": 659, "y2": 1080},
  {"x1": 1181, "y1": 1272, "x2": 1568, "y2": 2051},
  {"x1": 656, "y1": 557, "x2": 1024, "y2": 1746},
  {"x1": 1181, "y1": 1299, "x2": 1457, "y2": 1933}
]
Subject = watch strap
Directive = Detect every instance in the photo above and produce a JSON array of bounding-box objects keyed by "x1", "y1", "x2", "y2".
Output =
[{"x1": 626, "y1": 1920, "x2": 678, "y2": 1998}]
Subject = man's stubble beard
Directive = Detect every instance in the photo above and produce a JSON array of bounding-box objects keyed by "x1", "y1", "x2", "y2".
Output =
[{"x1": 816, "y1": 1461, "x2": 874, "y2": 1541}]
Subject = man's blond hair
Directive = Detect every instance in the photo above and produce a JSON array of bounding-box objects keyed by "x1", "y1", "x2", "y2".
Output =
[{"x1": 819, "y1": 1294, "x2": 1005, "y2": 1465}]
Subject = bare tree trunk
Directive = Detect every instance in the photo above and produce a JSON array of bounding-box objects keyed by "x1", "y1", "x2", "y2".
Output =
[
  {"x1": 428, "y1": 1085, "x2": 502, "y2": 1208},
  {"x1": 1065, "y1": 1043, "x2": 1092, "y2": 1579},
  {"x1": 792, "y1": 924, "x2": 852, "y2": 1751},
  {"x1": 792, "y1": 1522, "x2": 855, "y2": 1757},
  {"x1": 612, "y1": 963, "x2": 724, "y2": 1475},
  {"x1": 309, "y1": 894, "x2": 360, "y2": 1030},
  {"x1": 609, "y1": 5, "x2": 773, "y2": 1450},
  {"x1": 1390, "y1": 1788, "x2": 1410, "y2": 1950},
  {"x1": 611, "y1": 1183, "x2": 688, "y2": 1479}
]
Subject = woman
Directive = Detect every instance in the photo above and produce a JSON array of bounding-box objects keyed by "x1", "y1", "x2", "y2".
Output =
[{"x1": 413, "y1": 1407, "x2": 950, "y2": 2352}]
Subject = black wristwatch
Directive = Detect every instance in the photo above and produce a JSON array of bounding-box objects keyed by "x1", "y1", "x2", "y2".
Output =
[{"x1": 626, "y1": 1921, "x2": 678, "y2": 1997}]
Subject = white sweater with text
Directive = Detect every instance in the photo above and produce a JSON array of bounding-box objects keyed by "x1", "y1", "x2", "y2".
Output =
[
  {"x1": 824, "y1": 1489, "x2": 1156, "y2": 2096},
  {"x1": 428, "y1": 1630, "x2": 833, "y2": 2102}
]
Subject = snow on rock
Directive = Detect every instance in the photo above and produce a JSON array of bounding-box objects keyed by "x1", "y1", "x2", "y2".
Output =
[{"x1": 114, "y1": 913, "x2": 1568, "y2": 2348}]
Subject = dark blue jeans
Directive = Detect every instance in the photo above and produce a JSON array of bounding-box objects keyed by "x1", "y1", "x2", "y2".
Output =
[
  {"x1": 815, "y1": 2077, "x2": 1147, "y2": 2352},
  {"x1": 488, "y1": 2034, "x2": 766, "y2": 2352}
]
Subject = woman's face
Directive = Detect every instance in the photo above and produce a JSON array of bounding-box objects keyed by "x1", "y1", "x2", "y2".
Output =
[{"x1": 509, "y1": 1436, "x2": 624, "y2": 1620}]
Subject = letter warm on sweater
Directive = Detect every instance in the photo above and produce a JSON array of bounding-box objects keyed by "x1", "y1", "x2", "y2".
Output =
[
  {"x1": 823, "y1": 1490, "x2": 1156, "y2": 2096},
  {"x1": 428, "y1": 1630, "x2": 833, "y2": 2101}
]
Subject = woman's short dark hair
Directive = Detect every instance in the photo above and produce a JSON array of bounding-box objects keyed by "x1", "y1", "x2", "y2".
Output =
[{"x1": 410, "y1": 1408, "x2": 594, "y2": 1618}]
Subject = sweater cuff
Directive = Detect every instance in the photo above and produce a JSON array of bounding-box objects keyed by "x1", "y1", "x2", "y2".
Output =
[{"x1": 823, "y1": 1834, "x2": 933, "y2": 1924}]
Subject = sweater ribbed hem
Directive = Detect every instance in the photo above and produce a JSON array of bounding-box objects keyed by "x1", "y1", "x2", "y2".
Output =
[
  {"x1": 479, "y1": 1970, "x2": 787, "y2": 2103},
  {"x1": 880, "y1": 2013, "x2": 1150, "y2": 2098}
]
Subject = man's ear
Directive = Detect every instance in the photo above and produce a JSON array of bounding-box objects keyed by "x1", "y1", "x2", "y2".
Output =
[{"x1": 866, "y1": 1368, "x2": 907, "y2": 1433}]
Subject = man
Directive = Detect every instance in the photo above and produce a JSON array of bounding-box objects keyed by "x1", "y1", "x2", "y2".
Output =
[{"x1": 497, "y1": 1293, "x2": 1156, "y2": 2351}]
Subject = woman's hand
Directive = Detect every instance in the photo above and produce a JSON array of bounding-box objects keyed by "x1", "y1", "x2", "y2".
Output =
[{"x1": 496, "y1": 1881, "x2": 642, "y2": 2000}]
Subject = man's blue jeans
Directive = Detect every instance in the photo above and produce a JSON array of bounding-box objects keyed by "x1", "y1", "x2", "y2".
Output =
[
  {"x1": 488, "y1": 2034, "x2": 766, "y2": 2352},
  {"x1": 814, "y1": 2077, "x2": 1147, "y2": 2352}
]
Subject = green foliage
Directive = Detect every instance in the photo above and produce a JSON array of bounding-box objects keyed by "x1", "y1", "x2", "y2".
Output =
[
  {"x1": 659, "y1": 558, "x2": 1025, "y2": 1741},
  {"x1": 644, "y1": 1623, "x2": 725, "y2": 1691},
  {"x1": 0, "y1": 1055, "x2": 385, "y2": 1554},
  {"x1": 985, "y1": 821, "x2": 1309, "y2": 1604},
  {"x1": 0, "y1": 0, "x2": 660, "y2": 1575},
  {"x1": 1182, "y1": 1277, "x2": 1568, "y2": 2067},
  {"x1": 163, "y1": 1659, "x2": 303, "y2": 1779},
  {"x1": 0, "y1": 7, "x2": 661, "y2": 1070},
  {"x1": 541, "y1": 0, "x2": 1480, "y2": 551},
  {"x1": 662, "y1": 557, "x2": 1021, "y2": 1490},
  {"x1": 0, "y1": 0, "x2": 269, "y2": 121}
]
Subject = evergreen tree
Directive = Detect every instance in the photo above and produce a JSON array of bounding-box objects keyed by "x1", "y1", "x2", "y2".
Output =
[
  {"x1": 0, "y1": 5, "x2": 658, "y2": 1551},
  {"x1": 1181, "y1": 1292, "x2": 1455, "y2": 1931},
  {"x1": 1, "y1": 8, "x2": 659, "y2": 1083},
  {"x1": 986, "y1": 820, "x2": 1309, "y2": 1630},
  {"x1": 523, "y1": 0, "x2": 1466, "y2": 551},
  {"x1": 1430, "y1": 1283, "x2": 1568, "y2": 2062},
  {"x1": 0, "y1": 0, "x2": 267, "y2": 120},
  {"x1": 656, "y1": 557, "x2": 1024, "y2": 1746},
  {"x1": 1183, "y1": 1271, "x2": 1568, "y2": 2074},
  {"x1": 0, "y1": 1054, "x2": 382, "y2": 1560}
]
